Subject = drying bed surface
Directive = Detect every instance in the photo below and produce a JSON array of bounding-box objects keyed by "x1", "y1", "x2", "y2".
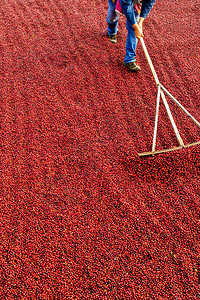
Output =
[{"x1": 0, "y1": 0, "x2": 200, "y2": 299}]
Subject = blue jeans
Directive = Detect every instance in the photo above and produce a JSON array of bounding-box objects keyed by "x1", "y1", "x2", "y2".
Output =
[
  {"x1": 107, "y1": 0, "x2": 139, "y2": 63},
  {"x1": 107, "y1": 0, "x2": 119, "y2": 36}
]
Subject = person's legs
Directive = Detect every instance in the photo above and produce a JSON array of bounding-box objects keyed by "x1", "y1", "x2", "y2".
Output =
[
  {"x1": 124, "y1": 11, "x2": 140, "y2": 63},
  {"x1": 107, "y1": 0, "x2": 119, "y2": 36},
  {"x1": 124, "y1": 22, "x2": 138, "y2": 63}
]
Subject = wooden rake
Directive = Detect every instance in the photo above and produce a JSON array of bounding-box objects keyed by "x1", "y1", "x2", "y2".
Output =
[{"x1": 138, "y1": 37, "x2": 200, "y2": 157}]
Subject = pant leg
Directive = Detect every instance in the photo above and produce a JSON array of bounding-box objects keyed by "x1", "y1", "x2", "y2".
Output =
[
  {"x1": 107, "y1": 0, "x2": 119, "y2": 35},
  {"x1": 124, "y1": 12, "x2": 140, "y2": 63}
]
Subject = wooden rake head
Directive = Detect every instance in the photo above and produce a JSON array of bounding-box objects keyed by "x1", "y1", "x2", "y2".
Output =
[{"x1": 138, "y1": 37, "x2": 200, "y2": 157}]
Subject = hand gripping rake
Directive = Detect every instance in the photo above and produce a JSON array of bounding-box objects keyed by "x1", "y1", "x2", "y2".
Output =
[{"x1": 138, "y1": 37, "x2": 200, "y2": 157}]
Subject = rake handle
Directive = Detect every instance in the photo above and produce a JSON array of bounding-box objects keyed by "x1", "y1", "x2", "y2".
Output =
[
  {"x1": 140, "y1": 37, "x2": 184, "y2": 148},
  {"x1": 140, "y1": 37, "x2": 160, "y2": 86}
]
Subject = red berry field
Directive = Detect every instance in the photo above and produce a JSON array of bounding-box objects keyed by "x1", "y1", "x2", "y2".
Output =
[{"x1": 0, "y1": 0, "x2": 200, "y2": 299}]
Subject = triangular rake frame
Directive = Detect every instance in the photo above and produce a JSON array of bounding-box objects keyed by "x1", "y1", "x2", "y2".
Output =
[{"x1": 138, "y1": 37, "x2": 200, "y2": 157}]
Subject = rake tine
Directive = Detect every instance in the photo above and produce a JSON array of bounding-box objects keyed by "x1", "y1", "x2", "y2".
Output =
[
  {"x1": 160, "y1": 89, "x2": 184, "y2": 147},
  {"x1": 159, "y1": 83, "x2": 200, "y2": 128},
  {"x1": 152, "y1": 84, "x2": 161, "y2": 152}
]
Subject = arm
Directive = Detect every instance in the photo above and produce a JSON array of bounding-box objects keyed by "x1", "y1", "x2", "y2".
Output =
[
  {"x1": 133, "y1": 19, "x2": 144, "y2": 39},
  {"x1": 138, "y1": 0, "x2": 155, "y2": 38},
  {"x1": 140, "y1": 0, "x2": 156, "y2": 19},
  {"x1": 135, "y1": 16, "x2": 145, "y2": 39}
]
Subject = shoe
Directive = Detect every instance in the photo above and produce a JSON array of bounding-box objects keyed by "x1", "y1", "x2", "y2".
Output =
[
  {"x1": 123, "y1": 61, "x2": 141, "y2": 72},
  {"x1": 108, "y1": 34, "x2": 117, "y2": 44}
]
